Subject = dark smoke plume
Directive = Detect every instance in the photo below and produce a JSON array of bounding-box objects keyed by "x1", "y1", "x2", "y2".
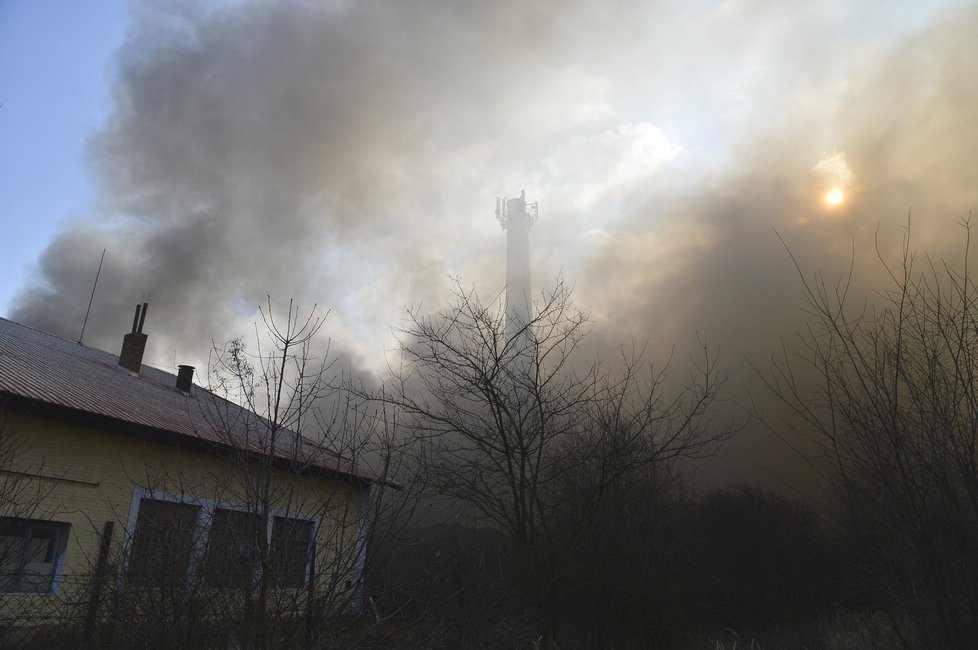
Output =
[{"x1": 12, "y1": 0, "x2": 978, "y2": 486}]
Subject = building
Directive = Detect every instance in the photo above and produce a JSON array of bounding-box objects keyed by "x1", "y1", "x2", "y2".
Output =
[{"x1": 0, "y1": 309, "x2": 378, "y2": 643}]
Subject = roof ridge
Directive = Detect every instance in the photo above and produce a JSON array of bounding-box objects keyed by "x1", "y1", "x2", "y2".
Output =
[
  {"x1": 0, "y1": 315, "x2": 113, "y2": 355},
  {"x1": 0, "y1": 317, "x2": 186, "y2": 383}
]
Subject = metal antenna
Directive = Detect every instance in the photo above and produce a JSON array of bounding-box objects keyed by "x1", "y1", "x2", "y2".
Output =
[{"x1": 78, "y1": 249, "x2": 106, "y2": 344}]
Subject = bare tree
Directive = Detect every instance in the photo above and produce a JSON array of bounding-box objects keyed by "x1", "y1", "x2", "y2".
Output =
[
  {"x1": 86, "y1": 300, "x2": 424, "y2": 650},
  {"x1": 371, "y1": 279, "x2": 731, "y2": 646},
  {"x1": 196, "y1": 300, "x2": 428, "y2": 648},
  {"x1": 757, "y1": 217, "x2": 978, "y2": 646}
]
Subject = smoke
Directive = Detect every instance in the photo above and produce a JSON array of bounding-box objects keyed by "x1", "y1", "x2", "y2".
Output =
[
  {"x1": 571, "y1": 2, "x2": 978, "y2": 485},
  {"x1": 11, "y1": 0, "x2": 978, "y2": 486}
]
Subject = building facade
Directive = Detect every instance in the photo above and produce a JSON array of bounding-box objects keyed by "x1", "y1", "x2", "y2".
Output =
[{"x1": 0, "y1": 314, "x2": 376, "y2": 643}]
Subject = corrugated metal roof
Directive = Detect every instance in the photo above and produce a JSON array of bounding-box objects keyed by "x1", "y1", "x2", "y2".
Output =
[{"x1": 0, "y1": 317, "x2": 377, "y2": 483}]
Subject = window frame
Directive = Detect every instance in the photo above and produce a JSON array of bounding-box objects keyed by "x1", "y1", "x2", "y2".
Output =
[
  {"x1": 202, "y1": 505, "x2": 263, "y2": 589},
  {"x1": 123, "y1": 496, "x2": 203, "y2": 589},
  {"x1": 0, "y1": 517, "x2": 71, "y2": 595},
  {"x1": 121, "y1": 487, "x2": 320, "y2": 591},
  {"x1": 269, "y1": 515, "x2": 317, "y2": 589}
]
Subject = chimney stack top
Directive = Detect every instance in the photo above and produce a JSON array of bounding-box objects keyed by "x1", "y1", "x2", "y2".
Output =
[
  {"x1": 176, "y1": 365, "x2": 195, "y2": 393},
  {"x1": 119, "y1": 303, "x2": 149, "y2": 373}
]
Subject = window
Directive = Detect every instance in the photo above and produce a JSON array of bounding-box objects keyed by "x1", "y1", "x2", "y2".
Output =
[
  {"x1": 0, "y1": 518, "x2": 70, "y2": 594},
  {"x1": 270, "y1": 517, "x2": 314, "y2": 588},
  {"x1": 124, "y1": 492, "x2": 317, "y2": 590},
  {"x1": 126, "y1": 498, "x2": 199, "y2": 588},
  {"x1": 204, "y1": 508, "x2": 260, "y2": 588}
]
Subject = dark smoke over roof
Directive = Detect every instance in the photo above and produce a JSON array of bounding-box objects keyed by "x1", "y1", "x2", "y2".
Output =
[{"x1": 10, "y1": 0, "x2": 978, "y2": 486}]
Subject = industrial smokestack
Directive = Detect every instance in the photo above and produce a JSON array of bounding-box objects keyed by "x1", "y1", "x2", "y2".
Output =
[
  {"x1": 176, "y1": 365, "x2": 195, "y2": 393},
  {"x1": 118, "y1": 303, "x2": 149, "y2": 373}
]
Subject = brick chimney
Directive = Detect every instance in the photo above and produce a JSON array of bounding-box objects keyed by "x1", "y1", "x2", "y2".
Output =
[{"x1": 119, "y1": 303, "x2": 149, "y2": 373}]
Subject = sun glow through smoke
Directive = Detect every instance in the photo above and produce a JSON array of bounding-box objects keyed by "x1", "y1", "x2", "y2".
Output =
[
  {"x1": 824, "y1": 187, "x2": 844, "y2": 207},
  {"x1": 812, "y1": 152, "x2": 853, "y2": 211}
]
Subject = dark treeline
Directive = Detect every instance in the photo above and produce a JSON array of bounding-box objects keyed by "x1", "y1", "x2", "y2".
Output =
[{"x1": 370, "y1": 484, "x2": 843, "y2": 648}]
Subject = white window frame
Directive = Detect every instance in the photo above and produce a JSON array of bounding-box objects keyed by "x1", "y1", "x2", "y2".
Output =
[
  {"x1": 120, "y1": 487, "x2": 320, "y2": 590},
  {"x1": 269, "y1": 513, "x2": 319, "y2": 589},
  {"x1": 0, "y1": 516, "x2": 71, "y2": 595},
  {"x1": 349, "y1": 486, "x2": 371, "y2": 610}
]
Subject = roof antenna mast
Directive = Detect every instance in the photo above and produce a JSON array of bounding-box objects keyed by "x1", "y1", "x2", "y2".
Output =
[{"x1": 78, "y1": 248, "x2": 106, "y2": 345}]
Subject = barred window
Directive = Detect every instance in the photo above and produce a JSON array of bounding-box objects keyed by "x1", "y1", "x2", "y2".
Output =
[
  {"x1": 0, "y1": 518, "x2": 70, "y2": 594},
  {"x1": 126, "y1": 499, "x2": 199, "y2": 588},
  {"x1": 270, "y1": 517, "x2": 314, "y2": 588},
  {"x1": 204, "y1": 508, "x2": 261, "y2": 588},
  {"x1": 124, "y1": 493, "x2": 316, "y2": 590}
]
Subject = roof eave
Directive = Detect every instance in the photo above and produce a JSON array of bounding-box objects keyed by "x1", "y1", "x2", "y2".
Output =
[{"x1": 0, "y1": 391, "x2": 376, "y2": 487}]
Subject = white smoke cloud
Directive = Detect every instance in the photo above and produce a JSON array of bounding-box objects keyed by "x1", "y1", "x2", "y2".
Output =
[
  {"x1": 811, "y1": 151, "x2": 854, "y2": 187},
  {"x1": 543, "y1": 123, "x2": 681, "y2": 213}
]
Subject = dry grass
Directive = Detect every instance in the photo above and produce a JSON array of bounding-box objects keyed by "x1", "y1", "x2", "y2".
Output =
[{"x1": 708, "y1": 611, "x2": 919, "y2": 650}]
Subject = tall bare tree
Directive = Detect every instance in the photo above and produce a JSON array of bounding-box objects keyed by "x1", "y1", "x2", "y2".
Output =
[
  {"x1": 372, "y1": 279, "x2": 731, "y2": 645},
  {"x1": 758, "y1": 218, "x2": 978, "y2": 646}
]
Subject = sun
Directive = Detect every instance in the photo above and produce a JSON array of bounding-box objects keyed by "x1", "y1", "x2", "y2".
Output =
[{"x1": 824, "y1": 187, "x2": 845, "y2": 207}]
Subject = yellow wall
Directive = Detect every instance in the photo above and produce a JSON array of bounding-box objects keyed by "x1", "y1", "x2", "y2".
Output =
[{"x1": 0, "y1": 410, "x2": 367, "y2": 617}]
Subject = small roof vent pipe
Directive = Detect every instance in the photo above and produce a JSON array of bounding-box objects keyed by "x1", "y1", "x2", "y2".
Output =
[
  {"x1": 176, "y1": 365, "x2": 195, "y2": 393},
  {"x1": 119, "y1": 303, "x2": 149, "y2": 373}
]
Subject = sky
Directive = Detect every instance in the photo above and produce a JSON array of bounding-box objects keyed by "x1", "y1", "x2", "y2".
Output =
[{"x1": 2, "y1": 0, "x2": 976, "y2": 487}]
